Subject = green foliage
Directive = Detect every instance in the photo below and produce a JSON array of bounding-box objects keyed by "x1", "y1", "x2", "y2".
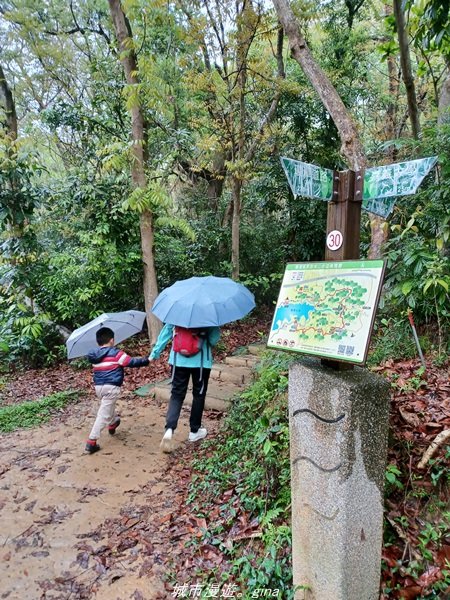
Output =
[
  {"x1": 25, "y1": 171, "x2": 144, "y2": 328},
  {"x1": 0, "y1": 136, "x2": 44, "y2": 229},
  {"x1": 384, "y1": 511, "x2": 450, "y2": 597},
  {"x1": 409, "y1": 0, "x2": 450, "y2": 58},
  {"x1": 0, "y1": 289, "x2": 64, "y2": 369},
  {"x1": 32, "y1": 240, "x2": 143, "y2": 327},
  {"x1": 239, "y1": 273, "x2": 283, "y2": 306},
  {"x1": 428, "y1": 447, "x2": 450, "y2": 488},
  {"x1": 379, "y1": 126, "x2": 450, "y2": 357},
  {"x1": 0, "y1": 390, "x2": 80, "y2": 432},
  {"x1": 186, "y1": 351, "x2": 297, "y2": 595},
  {"x1": 385, "y1": 239, "x2": 450, "y2": 319},
  {"x1": 385, "y1": 463, "x2": 404, "y2": 493},
  {"x1": 368, "y1": 317, "x2": 418, "y2": 364}
]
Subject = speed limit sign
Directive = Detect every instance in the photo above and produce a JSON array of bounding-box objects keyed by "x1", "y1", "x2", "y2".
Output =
[{"x1": 326, "y1": 230, "x2": 343, "y2": 251}]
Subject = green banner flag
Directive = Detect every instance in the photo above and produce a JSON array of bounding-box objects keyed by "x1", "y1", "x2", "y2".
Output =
[
  {"x1": 362, "y1": 156, "x2": 438, "y2": 218},
  {"x1": 281, "y1": 155, "x2": 438, "y2": 218},
  {"x1": 280, "y1": 157, "x2": 334, "y2": 201}
]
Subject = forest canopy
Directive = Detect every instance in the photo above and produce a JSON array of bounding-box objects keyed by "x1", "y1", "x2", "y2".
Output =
[{"x1": 0, "y1": 0, "x2": 449, "y2": 366}]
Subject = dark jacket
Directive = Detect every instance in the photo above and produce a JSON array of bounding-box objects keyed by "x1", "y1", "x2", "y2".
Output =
[{"x1": 88, "y1": 347, "x2": 149, "y2": 387}]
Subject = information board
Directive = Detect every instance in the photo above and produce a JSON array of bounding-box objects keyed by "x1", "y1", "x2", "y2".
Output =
[{"x1": 267, "y1": 260, "x2": 385, "y2": 364}]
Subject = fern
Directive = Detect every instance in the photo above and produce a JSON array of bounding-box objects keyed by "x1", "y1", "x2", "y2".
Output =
[
  {"x1": 156, "y1": 216, "x2": 195, "y2": 241},
  {"x1": 122, "y1": 182, "x2": 195, "y2": 240}
]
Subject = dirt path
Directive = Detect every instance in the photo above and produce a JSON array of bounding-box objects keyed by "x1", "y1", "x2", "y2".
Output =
[{"x1": 0, "y1": 389, "x2": 217, "y2": 600}]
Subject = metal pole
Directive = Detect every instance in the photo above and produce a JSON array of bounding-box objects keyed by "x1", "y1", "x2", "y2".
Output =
[{"x1": 408, "y1": 309, "x2": 426, "y2": 370}]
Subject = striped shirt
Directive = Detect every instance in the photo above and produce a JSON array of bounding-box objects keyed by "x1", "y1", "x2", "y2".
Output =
[{"x1": 88, "y1": 347, "x2": 149, "y2": 386}]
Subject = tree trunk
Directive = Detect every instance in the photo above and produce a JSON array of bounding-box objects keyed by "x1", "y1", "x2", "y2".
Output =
[
  {"x1": 386, "y1": 52, "x2": 399, "y2": 155},
  {"x1": 207, "y1": 152, "x2": 227, "y2": 214},
  {"x1": 384, "y1": 4, "x2": 399, "y2": 155},
  {"x1": 367, "y1": 3, "x2": 401, "y2": 260},
  {"x1": 438, "y1": 63, "x2": 450, "y2": 126},
  {"x1": 393, "y1": 0, "x2": 420, "y2": 139},
  {"x1": 0, "y1": 63, "x2": 21, "y2": 249},
  {"x1": 272, "y1": 0, "x2": 366, "y2": 171},
  {"x1": 367, "y1": 217, "x2": 389, "y2": 258},
  {"x1": 229, "y1": 0, "x2": 250, "y2": 281},
  {"x1": 229, "y1": 15, "x2": 285, "y2": 279},
  {"x1": 231, "y1": 176, "x2": 242, "y2": 280},
  {"x1": 108, "y1": 0, "x2": 160, "y2": 343},
  {"x1": 0, "y1": 63, "x2": 18, "y2": 140}
]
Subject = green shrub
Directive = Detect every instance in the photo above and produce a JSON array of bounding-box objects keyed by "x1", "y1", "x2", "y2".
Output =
[
  {"x1": 0, "y1": 292, "x2": 65, "y2": 370},
  {"x1": 368, "y1": 316, "x2": 419, "y2": 365}
]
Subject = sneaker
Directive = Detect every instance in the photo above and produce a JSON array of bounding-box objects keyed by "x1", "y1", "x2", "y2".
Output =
[
  {"x1": 108, "y1": 417, "x2": 121, "y2": 435},
  {"x1": 85, "y1": 439, "x2": 100, "y2": 454},
  {"x1": 160, "y1": 428, "x2": 173, "y2": 453},
  {"x1": 188, "y1": 427, "x2": 207, "y2": 442}
]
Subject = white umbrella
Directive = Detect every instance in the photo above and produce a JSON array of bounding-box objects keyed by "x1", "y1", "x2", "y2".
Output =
[{"x1": 66, "y1": 310, "x2": 146, "y2": 359}]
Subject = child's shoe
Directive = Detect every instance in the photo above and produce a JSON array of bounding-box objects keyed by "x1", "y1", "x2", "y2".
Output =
[
  {"x1": 160, "y1": 428, "x2": 173, "y2": 453},
  {"x1": 85, "y1": 439, "x2": 100, "y2": 454},
  {"x1": 108, "y1": 417, "x2": 121, "y2": 435},
  {"x1": 188, "y1": 427, "x2": 207, "y2": 442}
]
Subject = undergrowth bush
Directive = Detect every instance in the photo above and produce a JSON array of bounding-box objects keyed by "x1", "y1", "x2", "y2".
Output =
[
  {"x1": 0, "y1": 292, "x2": 65, "y2": 370},
  {"x1": 0, "y1": 390, "x2": 81, "y2": 432},
  {"x1": 186, "y1": 350, "x2": 297, "y2": 596},
  {"x1": 368, "y1": 316, "x2": 421, "y2": 365}
]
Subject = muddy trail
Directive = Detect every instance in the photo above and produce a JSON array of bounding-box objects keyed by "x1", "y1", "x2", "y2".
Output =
[
  {"x1": 0, "y1": 317, "x2": 270, "y2": 600},
  {"x1": 0, "y1": 383, "x2": 213, "y2": 599},
  {"x1": 0, "y1": 378, "x2": 236, "y2": 600}
]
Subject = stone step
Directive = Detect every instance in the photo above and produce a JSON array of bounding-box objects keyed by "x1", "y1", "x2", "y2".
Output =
[
  {"x1": 136, "y1": 349, "x2": 261, "y2": 413},
  {"x1": 224, "y1": 354, "x2": 259, "y2": 368},
  {"x1": 247, "y1": 344, "x2": 266, "y2": 356},
  {"x1": 151, "y1": 377, "x2": 243, "y2": 412},
  {"x1": 210, "y1": 363, "x2": 253, "y2": 385}
]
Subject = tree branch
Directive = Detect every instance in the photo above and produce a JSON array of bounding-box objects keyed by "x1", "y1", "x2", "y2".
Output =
[
  {"x1": 246, "y1": 25, "x2": 285, "y2": 162},
  {"x1": 272, "y1": 0, "x2": 366, "y2": 170}
]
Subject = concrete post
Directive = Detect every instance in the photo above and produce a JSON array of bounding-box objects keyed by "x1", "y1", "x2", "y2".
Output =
[{"x1": 289, "y1": 359, "x2": 390, "y2": 600}]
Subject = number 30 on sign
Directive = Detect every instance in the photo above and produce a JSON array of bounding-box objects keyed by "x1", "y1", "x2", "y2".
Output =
[{"x1": 326, "y1": 230, "x2": 343, "y2": 251}]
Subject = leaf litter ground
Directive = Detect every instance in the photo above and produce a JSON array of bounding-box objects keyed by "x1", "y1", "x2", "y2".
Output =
[
  {"x1": 0, "y1": 317, "x2": 267, "y2": 599},
  {"x1": 0, "y1": 316, "x2": 448, "y2": 599}
]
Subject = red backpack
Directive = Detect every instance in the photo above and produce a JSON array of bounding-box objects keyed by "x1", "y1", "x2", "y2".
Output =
[{"x1": 172, "y1": 327, "x2": 205, "y2": 356}]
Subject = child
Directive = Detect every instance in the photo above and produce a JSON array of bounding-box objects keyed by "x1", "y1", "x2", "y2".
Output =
[
  {"x1": 85, "y1": 326, "x2": 149, "y2": 454},
  {"x1": 149, "y1": 324, "x2": 220, "y2": 452}
]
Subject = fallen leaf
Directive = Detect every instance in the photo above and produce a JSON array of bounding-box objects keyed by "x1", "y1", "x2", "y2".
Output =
[
  {"x1": 417, "y1": 566, "x2": 442, "y2": 587},
  {"x1": 399, "y1": 408, "x2": 420, "y2": 427}
]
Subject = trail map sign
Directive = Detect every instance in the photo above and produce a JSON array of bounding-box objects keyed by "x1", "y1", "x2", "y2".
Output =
[{"x1": 267, "y1": 260, "x2": 385, "y2": 364}]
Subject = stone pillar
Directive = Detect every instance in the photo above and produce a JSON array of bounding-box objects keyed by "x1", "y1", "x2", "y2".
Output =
[{"x1": 289, "y1": 359, "x2": 390, "y2": 600}]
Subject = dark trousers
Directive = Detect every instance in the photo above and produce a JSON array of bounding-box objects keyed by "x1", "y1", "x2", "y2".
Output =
[{"x1": 166, "y1": 366, "x2": 211, "y2": 433}]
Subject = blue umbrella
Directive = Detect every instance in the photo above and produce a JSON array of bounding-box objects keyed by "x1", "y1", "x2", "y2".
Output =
[
  {"x1": 151, "y1": 276, "x2": 255, "y2": 327},
  {"x1": 66, "y1": 310, "x2": 146, "y2": 359}
]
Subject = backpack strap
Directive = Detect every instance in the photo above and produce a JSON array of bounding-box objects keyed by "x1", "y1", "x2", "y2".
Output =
[{"x1": 199, "y1": 344, "x2": 204, "y2": 394}]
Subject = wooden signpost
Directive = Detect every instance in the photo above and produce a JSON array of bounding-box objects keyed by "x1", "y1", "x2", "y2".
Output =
[{"x1": 281, "y1": 155, "x2": 438, "y2": 263}]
